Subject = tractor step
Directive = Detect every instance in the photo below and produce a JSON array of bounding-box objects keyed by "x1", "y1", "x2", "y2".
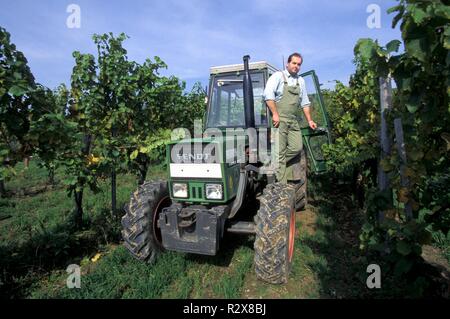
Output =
[{"x1": 226, "y1": 221, "x2": 256, "y2": 234}]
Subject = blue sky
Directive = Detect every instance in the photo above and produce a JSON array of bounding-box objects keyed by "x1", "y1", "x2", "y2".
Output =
[{"x1": 1, "y1": 0, "x2": 402, "y2": 91}]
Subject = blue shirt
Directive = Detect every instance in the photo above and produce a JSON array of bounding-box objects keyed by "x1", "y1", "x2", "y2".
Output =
[{"x1": 263, "y1": 70, "x2": 310, "y2": 108}]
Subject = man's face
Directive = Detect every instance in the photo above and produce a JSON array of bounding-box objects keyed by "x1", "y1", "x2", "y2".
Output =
[{"x1": 286, "y1": 56, "x2": 302, "y2": 75}]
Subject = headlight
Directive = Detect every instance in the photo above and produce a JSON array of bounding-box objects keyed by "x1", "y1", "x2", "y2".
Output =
[
  {"x1": 206, "y1": 184, "x2": 223, "y2": 200},
  {"x1": 173, "y1": 183, "x2": 188, "y2": 198}
]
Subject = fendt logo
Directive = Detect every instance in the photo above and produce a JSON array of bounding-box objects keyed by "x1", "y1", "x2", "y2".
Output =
[{"x1": 176, "y1": 153, "x2": 211, "y2": 162}]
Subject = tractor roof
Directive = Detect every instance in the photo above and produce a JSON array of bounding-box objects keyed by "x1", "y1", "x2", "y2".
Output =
[{"x1": 210, "y1": 61, "x2": 279, "y2": 75}]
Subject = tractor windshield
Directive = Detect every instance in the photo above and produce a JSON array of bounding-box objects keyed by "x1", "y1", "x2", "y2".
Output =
[{"x1": 206, "y1": 72, "x2": 267, "y2": 128}]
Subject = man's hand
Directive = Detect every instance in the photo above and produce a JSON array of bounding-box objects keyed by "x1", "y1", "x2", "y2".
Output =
[
  {"x1": 272, "y1": 112, "x2": 280, "y2": 128},
  {"x1": 303, "y1": 106, "x2": 317, "y2": 130}
]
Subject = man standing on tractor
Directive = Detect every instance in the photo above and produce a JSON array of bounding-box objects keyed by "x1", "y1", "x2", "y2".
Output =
[{"x1": 263, "y1": 52, "x2": 317, "y2": 184}]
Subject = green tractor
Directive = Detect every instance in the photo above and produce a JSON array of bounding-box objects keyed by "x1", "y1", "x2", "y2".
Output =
[{"x1": 121, "y1": 56, "x2": 331, "y2": 284}]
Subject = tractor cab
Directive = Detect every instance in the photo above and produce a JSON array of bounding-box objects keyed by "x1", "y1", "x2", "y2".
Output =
[{"x1": 206, "y1": 61, "x2": 331, "y2": 173}]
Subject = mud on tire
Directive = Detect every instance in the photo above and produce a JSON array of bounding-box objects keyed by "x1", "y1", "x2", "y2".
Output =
[
  {"x1": 121, "y1": 180, "x2": 171, "y2": 263},
  {"x1": 254, "y1": 183, "x2": 296, "y2": 284}
]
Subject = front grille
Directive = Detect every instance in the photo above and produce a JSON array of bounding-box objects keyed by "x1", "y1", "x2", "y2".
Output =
[{"x1": 190, "y1": 185, "x2": 204, "y2": 200}]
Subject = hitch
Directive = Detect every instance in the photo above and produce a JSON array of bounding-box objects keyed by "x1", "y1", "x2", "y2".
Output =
[{"x1": 159, "y1": 205, "x2": 229, "y2": 255}]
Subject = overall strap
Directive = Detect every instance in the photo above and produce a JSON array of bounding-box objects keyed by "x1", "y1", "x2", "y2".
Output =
[
  {"x1": 282, "y1": 71, "x2": 300, "y2": 86},
  {"x1": 281, "y1": 71, "x2": 288, "y2": 84}
]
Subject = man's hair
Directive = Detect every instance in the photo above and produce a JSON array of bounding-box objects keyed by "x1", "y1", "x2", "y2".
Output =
[{"x1": 287, "y1": 52, "x2": 303, "y2": 65}]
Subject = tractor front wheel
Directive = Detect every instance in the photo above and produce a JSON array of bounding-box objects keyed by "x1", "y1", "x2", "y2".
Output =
[
  {"x1": 121, "y1": 180, "x2": 171, "y2": 263},
  {"x1": 292, "y1": 148, "x2": 308, "y2": 211},
  {"x1": 254, "y1": 183, "x2": 296, "y2": 284}
]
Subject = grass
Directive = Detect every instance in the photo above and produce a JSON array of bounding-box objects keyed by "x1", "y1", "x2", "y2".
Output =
[
  {"x1": 0, "y1": 160, "x2": 166, "y2": 298},
  {"x1": 6, "y1": 160, "x2": 56, "y2": 190},
  {"x1": 1, "y1": 161, "x2": 448, "y2": 299},
  {"x1": 30, "y1": 247, "x2": 190, "y2": 299},
  {"x1": 161, "y1": 234, "x2": 255, "y2": 299},
  {"x1": 432, "y1": 231, "x2": 450, "y2": 264},
  {"x1": 212, "y1": 245, "x2": 254, "y2": 298},
  {"x1": 30, "y1": 235, "x2": 255, "y2": 299}
]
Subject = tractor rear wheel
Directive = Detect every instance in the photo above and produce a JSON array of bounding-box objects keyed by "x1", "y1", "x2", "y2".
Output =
[
  {"x1": 254, "y1": 183, "x2": 296, "y2": 284},
  {"x1": 121, "y1": 180, "x2": 171, "y2": 263}
]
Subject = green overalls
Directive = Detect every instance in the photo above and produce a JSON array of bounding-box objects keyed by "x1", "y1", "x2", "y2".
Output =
[{"x1": 275, "y1": 72, "x2": 303, "y2": 184}]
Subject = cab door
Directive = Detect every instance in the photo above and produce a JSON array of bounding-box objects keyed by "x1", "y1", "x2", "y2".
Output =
[{"x1": 299, "y1": 70, "x2": 332, "y2": 174}]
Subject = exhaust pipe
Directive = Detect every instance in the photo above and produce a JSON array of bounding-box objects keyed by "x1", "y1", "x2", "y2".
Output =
[
  {"x1": 243, "y1": 55, "x2": 255, "y2": 129},
  {"x1": 229, "y1": 56, "x2": 255, "y2": 218}
]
